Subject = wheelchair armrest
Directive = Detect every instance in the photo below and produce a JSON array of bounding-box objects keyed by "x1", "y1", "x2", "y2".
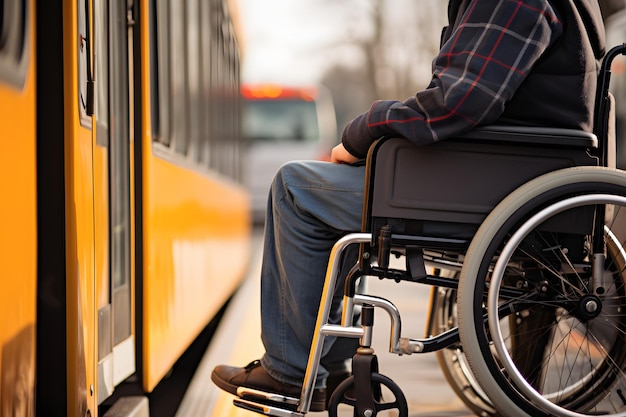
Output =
[
  {"x1": 458, "y1": 125, "x2": 597, "y2": 149},
  {"x1": 362, "y1": 127, "x2": 600, "y2": 241}
]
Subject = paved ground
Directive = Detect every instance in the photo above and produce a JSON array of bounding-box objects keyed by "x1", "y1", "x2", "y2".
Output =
[{"x1": 176, "y1": 229, "x2": 478, "y2": 417}]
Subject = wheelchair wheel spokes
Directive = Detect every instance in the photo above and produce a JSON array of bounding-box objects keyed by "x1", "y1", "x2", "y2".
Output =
[
  {"x1": 489, "y1": 201, "x2": 626, "y2": 415},
  {"x1": 503, "y1": 302, "x2": 626, "y2": 409},
  {"x1": 458, "y1": 167, "x2": 626, "y2": 417}
]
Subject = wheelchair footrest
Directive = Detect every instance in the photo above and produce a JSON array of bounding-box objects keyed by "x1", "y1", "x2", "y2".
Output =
[
  {"x1": 233, "y1": 398, "x2": 304, "y2": 417},
  {"x1": 237, "y1": 386, "x2": 300, "y2": 408}
]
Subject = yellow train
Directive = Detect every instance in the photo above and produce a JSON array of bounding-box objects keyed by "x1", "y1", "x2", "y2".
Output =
[{"x1": 0, "y1": 0, "x2": 251, "y2": 416}]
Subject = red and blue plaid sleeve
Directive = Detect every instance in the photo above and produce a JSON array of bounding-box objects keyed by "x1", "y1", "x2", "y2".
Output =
[{"x1": 342, "y1": 0, "x2": 562, "y2": 158}]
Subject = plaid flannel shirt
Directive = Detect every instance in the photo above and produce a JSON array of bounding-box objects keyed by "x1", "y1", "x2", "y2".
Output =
[{"x1": 342, "y1": 0, "x2": 563, "y2": 158}]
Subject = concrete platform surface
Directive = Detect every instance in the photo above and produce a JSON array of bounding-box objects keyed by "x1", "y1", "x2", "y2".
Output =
[{"x1": 176, "y1": 230, "x2": 478, "y2": 417}]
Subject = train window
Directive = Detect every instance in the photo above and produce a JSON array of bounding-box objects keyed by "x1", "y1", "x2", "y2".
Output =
[
  {"x1": 208, "y1": 2, "x2": 221, "y2": 169},
  {"x1": 77, "y1": 0, "x2": 92, "y2": 126},
  {"x1": 0, "y1": 1, "x2": 3, "y2": 38},
  {"x1": 170, "y1": 2, "x2": 189, "y2": 155},
  {"x1": 95, "y1": 0, "x2": 109, "y2": 147},
  {"x1": 186, "y1": 0, "x2": 202, "y2": 162},
  {"x1": 198, "y1": 0, "x2": 212, "y2": 166},
  {"x1": 93, "y1": 0, "x2": 134, "y2": 402},
  {"x1": 209, "y1": 1, "x2": 224, "y2": 171},
  {"x1": 153, "y1": 0, "x2": 170, "y2": 145},
  {"x1": 94, "y1": 0, "x2": 114, "y2": 404},
  {"x1": 109, "y1": 0, "x2": 131, "y2": 347},
  {"x1": 150, "y1": 0, "x2": 242, "y2": 176},
  {"x1": 0, "y1": 0, "x2": 28, "y2": 89}
]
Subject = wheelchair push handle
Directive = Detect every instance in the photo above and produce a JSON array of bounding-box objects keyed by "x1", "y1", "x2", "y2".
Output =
[
  {"x1": 592, "y1": 44, "x2": 626, "y2": 256},
  {"x1": 595, "y1": 43, "x2": 626, "y2": 168}
]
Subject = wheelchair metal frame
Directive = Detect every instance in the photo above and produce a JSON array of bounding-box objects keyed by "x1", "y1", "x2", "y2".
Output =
[{"x1": 232, "y1": 44, "x2": 626, "y2": 417}]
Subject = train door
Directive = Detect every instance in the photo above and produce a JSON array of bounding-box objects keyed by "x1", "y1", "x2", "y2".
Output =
[{"x1": 93, "y1": 0, "x2": 135, "y2": 405}]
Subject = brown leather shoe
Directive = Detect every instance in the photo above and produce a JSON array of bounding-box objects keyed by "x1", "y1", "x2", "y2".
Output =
[{"x1": 211, "y1": 360, "x2": 327, "y2": 412}]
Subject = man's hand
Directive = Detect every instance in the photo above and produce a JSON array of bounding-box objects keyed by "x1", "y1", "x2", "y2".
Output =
[{"x1": 330, "y1": 143, "x2": 360, "y2": 164}]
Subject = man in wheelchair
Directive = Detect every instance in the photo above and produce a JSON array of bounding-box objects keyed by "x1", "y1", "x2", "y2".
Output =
[{"x1": 212, "y1": 0, "x2": 605, "y2": 414}]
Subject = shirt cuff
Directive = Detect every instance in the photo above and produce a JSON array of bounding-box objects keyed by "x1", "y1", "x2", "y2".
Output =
[{"x1": 341, "y1": 112, "x2": 375, "y2": 158}]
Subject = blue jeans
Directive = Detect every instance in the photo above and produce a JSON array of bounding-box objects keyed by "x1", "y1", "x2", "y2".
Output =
[{"x1": 259, "y1": 160, "x2": 366, "y2": 388}]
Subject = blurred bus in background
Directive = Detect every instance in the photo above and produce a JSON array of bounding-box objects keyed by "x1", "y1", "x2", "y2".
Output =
[{"x1": 241, "y1": 84, "x2": 338, "y2": 223}]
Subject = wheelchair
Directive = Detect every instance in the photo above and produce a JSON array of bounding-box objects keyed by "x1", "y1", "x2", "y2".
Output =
[{"x1": 234, "y1": 44, "x2": 626, "y2": 417}]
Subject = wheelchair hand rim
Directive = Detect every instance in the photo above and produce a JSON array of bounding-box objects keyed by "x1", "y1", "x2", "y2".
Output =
[{"x1": 487, "y1": 193, "x2": 626, "y2": 417}]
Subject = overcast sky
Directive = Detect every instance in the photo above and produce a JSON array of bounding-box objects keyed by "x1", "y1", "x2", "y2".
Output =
[
  {"x1": 236, "y1": 0, "x2": 447, "y2": 89},
  {"x1": 236, "y1": 0, "x2": 365, "y2": 85}
]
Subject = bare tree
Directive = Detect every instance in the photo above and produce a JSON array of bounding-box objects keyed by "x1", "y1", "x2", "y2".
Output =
[
  {"x1": 320, "y1": 0, "x2": 447, "y2": 132},
  {"x1": 320, "y1": 1, "x2": 446, "y2": 98},
  {"x1": 343, "y1": 0, "x2": 446, "y2": 99},
  {"x1": 323, "y1": 0, "x2": 626, "y2": 136},
  {"x1": 379, "y1": 2, "x2": 447, "y2": 98}
]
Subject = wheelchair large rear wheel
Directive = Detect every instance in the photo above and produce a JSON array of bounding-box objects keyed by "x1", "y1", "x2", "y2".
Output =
[{"x1": 458, "y1": 167, "x2": 626, "y2": 417}]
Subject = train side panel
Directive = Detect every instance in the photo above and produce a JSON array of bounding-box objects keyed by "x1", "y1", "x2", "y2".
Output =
[
  {"x1": 0, "y1": 0, "x2": 36, "y2": 414},
  {"x1": 138, "y1": 0, "x2": 251, "y2": 391},
  {"x1": 63, "y1": 0, "x2": 98, "y2": 415},
  {"x1": 141, "y1": 156, "x2": 251, "y2": 390},
  {"x1": 11, "y1": 0, "x2": 252, "y2": 415}
]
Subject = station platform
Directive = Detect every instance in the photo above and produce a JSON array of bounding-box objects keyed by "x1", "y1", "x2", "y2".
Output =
[{"x1": 176, "y1": 230, "x2": 475, "y2": 417}]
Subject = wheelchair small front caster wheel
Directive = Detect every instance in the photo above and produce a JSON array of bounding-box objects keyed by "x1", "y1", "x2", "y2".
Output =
[{"x1": 327, "y1": 372, "x2": 408, "y2": 417}]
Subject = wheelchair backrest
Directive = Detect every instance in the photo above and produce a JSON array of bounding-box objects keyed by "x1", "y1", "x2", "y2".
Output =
[{"x1": 362, "y1": 44, "x2": 625, "y2": 247}]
